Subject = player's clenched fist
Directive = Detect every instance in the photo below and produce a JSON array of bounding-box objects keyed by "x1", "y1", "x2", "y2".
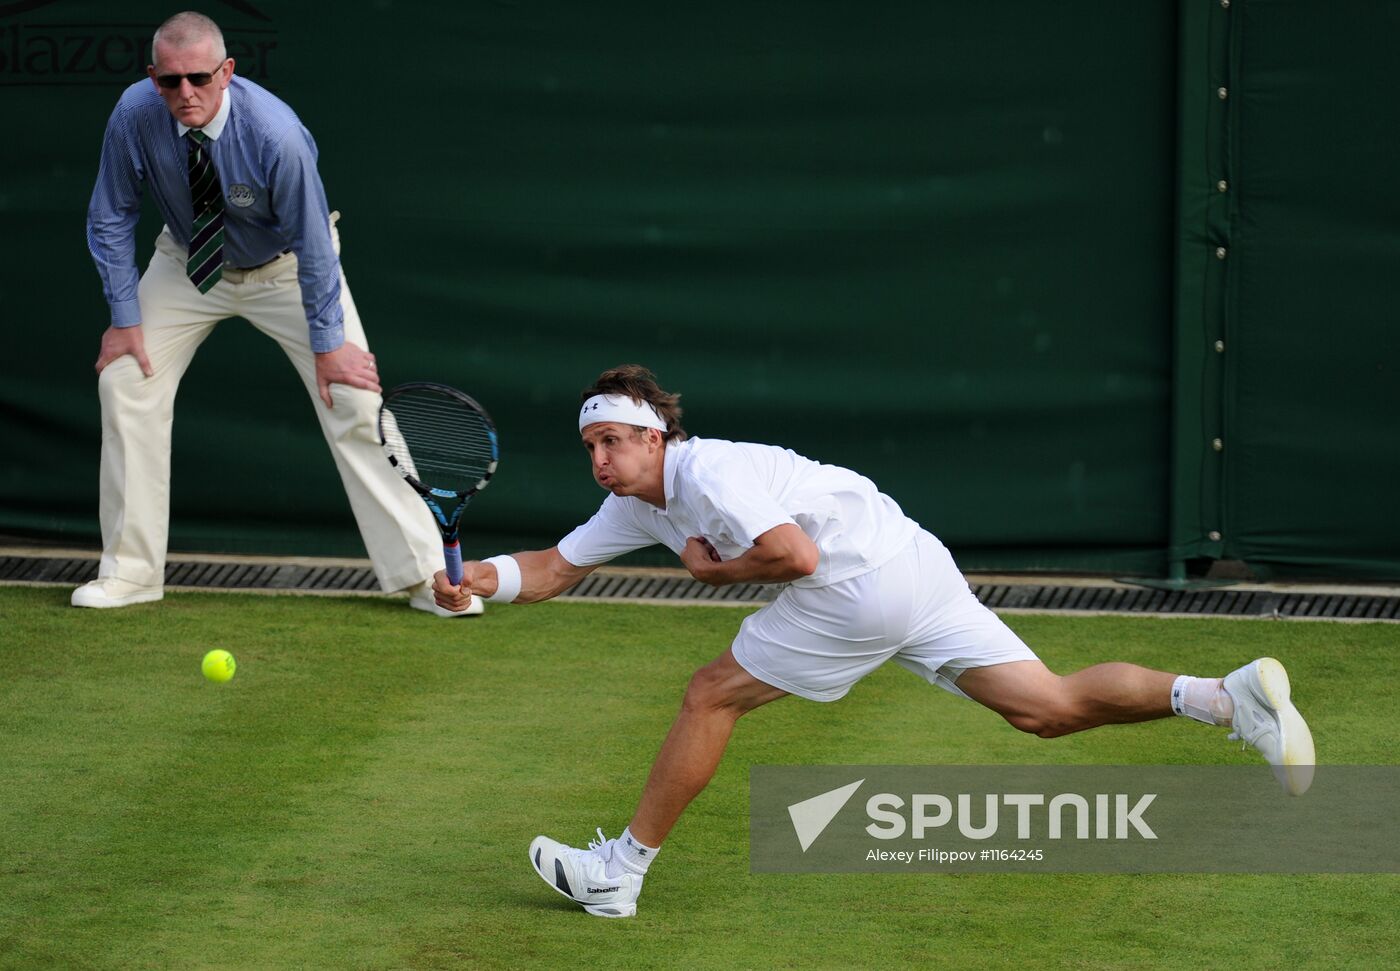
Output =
[
  {"x1": 679, "y1": 536, "x2": 722, "y2": 584},
  {"x1": 432, "y1": 566, "x2": 478, "y2": 613}
]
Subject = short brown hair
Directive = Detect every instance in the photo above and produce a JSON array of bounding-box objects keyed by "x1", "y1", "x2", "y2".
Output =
[{"x1": 580, "y1": 364, "x2": 687, "y2": 442}]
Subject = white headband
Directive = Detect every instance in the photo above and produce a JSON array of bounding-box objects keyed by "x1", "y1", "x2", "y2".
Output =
[{"x1": 578, "y1": 394, "x2": 668, "y2": 433}]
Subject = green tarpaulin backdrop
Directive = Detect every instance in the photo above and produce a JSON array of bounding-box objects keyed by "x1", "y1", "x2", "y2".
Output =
[{"x1": 1, "y1": 1, "x2": 1395, "y2": 580}]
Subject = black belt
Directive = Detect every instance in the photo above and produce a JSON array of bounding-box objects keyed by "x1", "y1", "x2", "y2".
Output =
[{"x1": 228, "y1": 248, "x2": 292, "y2": 271}]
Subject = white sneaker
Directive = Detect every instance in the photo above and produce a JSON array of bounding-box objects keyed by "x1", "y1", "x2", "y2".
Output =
[
  {"x1": 71, "y1": 578, "x2": 164, "y2": 609},
  {"x1": 1223, "y1": 657, "x2": 1315, "y2": 796},
  {"x1": 528, "y1": 829, "x2": 643, "y2": 918},
  {"x1": 408, "y1": 580, "x2": 483, "y2": 617}
]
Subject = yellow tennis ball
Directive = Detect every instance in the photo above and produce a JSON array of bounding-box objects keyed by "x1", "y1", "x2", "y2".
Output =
[{"x1": 202, "y1": 649, "x2": 236, "y2": 683}]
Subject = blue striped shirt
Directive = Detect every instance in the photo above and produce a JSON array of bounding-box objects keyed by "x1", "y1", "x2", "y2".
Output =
[{"x1": 87, "y1": 76, "x2": 344, "y2": 352}]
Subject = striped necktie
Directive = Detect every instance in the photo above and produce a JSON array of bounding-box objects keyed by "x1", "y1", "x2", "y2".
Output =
[{"x1": 186, "y1": 129, "x2": 224, "y2": 294}]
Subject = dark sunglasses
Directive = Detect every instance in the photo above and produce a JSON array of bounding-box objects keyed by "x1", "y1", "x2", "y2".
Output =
[{"x1": 154, "y1": 61, "x2": 225, "y2": 89}]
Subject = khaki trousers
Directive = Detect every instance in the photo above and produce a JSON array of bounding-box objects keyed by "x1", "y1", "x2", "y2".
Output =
[{"x1": 95, "y1": 218, "x2": 442, "y2": 592}]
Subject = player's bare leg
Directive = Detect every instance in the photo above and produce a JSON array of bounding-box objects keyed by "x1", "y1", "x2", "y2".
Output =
[
  {"x1": 954, "y1": 659, "x2": 1176, "y2": 737},
  {"x1": 528, "y1": 649, "x2": 785, "y2": 917},
  {"x1": 627, "y1": 649, "x2": 789, "y2": 846},
  {"x1": 955, "y1": 657, "x2": 1314, "y2": 794}
]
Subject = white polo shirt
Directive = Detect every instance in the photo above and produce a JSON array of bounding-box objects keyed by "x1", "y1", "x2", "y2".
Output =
[{"x1": 558, "y1": 437, "x2": 919, "y2": 588}]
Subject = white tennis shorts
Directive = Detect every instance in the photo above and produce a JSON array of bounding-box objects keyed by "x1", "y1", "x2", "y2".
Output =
[{"x1": 731, "y1": 530, "x2": 1038, "y2": 702}]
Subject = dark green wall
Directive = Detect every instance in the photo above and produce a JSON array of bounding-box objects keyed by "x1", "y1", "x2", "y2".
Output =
[
  {"x1": 1, "y1": 2, "x2": 1394, "y2": 579},
  {"x1": 1171, "y1": 0, "x2": 1400, "y2": 580}
]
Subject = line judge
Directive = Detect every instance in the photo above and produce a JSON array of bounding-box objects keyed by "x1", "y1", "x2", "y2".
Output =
[{"x1": 80, "y1": 11, "x2": 472, "y2": 616}]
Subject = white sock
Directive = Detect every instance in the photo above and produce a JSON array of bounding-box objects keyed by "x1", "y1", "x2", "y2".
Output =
[
  {"x1": 607, "y1": 827, "x2": 659, "y2": 877},
  {"x1": 1171, "y1": 675, "x2": 1234, "y2": 726}
]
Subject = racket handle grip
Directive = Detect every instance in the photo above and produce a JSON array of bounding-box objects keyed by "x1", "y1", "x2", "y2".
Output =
[{"x1": 444, "y1": 541, "x2": 464, "y2": 587}]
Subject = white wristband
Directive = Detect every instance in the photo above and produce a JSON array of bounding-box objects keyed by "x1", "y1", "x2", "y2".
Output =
[{"x1": 483, "y1": 555, "x2": 522, "y2": 603}]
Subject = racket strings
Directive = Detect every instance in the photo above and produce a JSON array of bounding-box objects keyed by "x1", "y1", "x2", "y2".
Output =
[{"x1": 381, "y1": 391, "x2": 497, "y2": 494}]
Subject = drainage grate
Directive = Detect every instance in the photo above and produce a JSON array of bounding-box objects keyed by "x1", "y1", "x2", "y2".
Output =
[
  {"x1": 561, "y1": 572, "x2": 774, "y2": 604},
  {"x1": 1, "y1": 555, "x2": 379, "y2": 594},
  {"x1": 4, "y1": 553, "x2": 1399, "y2": 620},
  {"x1": 561, "y1": 574, "x2": 1400, "y2": 620},
  {"x1": 971, "y1": 583, "x2": 1400, "y2": 620},
  {"x1": 973, "y1": 584, "x2": 1277, "y2": 616},
  {"x1": 1275, "y1": 592, "x2": 1400, "y2": 621},
  {"x1": 0, "y1": 556, "x2": 100, "y2": 585}
]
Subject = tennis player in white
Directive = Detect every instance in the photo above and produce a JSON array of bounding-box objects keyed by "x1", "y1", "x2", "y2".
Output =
[{"x1": 433, "y1": 365, "x2": 1314, "y2": 918}]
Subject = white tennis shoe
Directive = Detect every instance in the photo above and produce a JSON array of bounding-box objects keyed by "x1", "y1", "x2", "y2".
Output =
[
  {"x1": 1223, "y1": 657, "x2": 1315, "y2": 796},
  {"x1": 71, "y1": 578, "x2": 163, "y2": 609},
  {"x1": 528, "y1": 829, "x2": 643, "y2": 918}
]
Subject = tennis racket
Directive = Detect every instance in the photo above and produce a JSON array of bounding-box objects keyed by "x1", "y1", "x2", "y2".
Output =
[{"x1": 378, "y1": 383, "x2": 499, "y2": 586}]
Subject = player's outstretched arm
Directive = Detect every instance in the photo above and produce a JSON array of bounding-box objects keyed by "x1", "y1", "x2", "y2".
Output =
[
  {"x1": 432, "y1": 547, "x2": 596, "y2": 611},
  {"x1": 680, "y1": 523, "x2": 819, "y2": 587},
  {"x1": 505, "y1": 548, "x2": 597, "y2": 603}
]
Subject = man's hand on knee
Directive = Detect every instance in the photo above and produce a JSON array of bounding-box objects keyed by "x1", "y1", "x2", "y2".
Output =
[
  {"x1": 95, "y1": 324, "x2": 153, "y2": 377},
  {"x1": 314, "y1": 341, "x2": 380, "y2": 408}
]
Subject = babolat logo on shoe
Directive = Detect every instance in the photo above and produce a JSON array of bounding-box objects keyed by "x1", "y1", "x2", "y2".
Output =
[
  {"x1": 751, "y1": 765, "x2": 1400, "y2": 874},
  {"x1": 587, "y1": 886, "x2": 621, "y2": 894}
]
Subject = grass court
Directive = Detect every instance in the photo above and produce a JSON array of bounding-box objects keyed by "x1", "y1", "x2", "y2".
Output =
[{"x1": 1, "y1": 585, "x2": 1396, "y2": 969}]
